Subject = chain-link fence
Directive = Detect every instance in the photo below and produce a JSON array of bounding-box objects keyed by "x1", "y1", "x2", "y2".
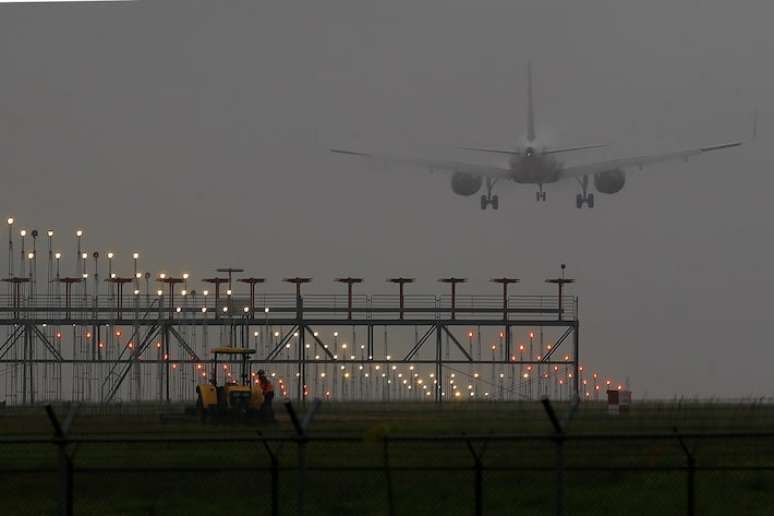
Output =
[{"x1": 2, "y1": 401, "x2": 774, "y2": 515}]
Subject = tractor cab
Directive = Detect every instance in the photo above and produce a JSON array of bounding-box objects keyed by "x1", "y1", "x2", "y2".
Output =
[{"x1": 196, "y1": 347, "x2": 264, "y2": 422}]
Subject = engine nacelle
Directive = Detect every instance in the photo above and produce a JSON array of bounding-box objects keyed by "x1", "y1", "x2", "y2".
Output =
[
  {"x1": 593, "y1": 169, "x2": 625, "y2": 194},
  {"x1": 450, "y1": 172, "x2": 483, "y2": 196}
]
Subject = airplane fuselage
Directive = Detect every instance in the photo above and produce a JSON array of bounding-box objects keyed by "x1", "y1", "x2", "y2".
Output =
[{"x1": 508, "y1": 147, "x2": 562, "y2": 184}]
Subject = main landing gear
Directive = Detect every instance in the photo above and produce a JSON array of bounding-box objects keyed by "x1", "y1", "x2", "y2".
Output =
[
  {"x1": 535, "y1": 185, "x2": 547, "y2": 202},
  {"x1": 575, "y1": 175, "x2": 594, "y2": 209},
  {"x1": 480, "y1": 178, "x2": 499, "y2": 210}
]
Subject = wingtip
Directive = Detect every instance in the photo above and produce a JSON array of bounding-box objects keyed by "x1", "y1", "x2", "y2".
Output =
[
  {"x1": 699, "y1": 142, "x2": 743, "y2": 153},
  {"x1": 330, "y1": 148, "x2": 369, "y2": 157}
]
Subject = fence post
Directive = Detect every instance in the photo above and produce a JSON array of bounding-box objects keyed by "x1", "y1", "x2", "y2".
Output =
[
  {"x1": 465, "y1": 437, "x2": 489, "y2": 516},
  {"x1": 542, "y1": 399, "x2": 564, "y2": 516},
  {"x1": 675, "y1": 428, "x2": 695, "y2": 516},
  {"x1": 259, "y1": 431, "x2": 282, "y2": 516},
  {"x1": 465, "y1": 439, "x2": 483, "y2": 516},
  {"x1": 45, "y1": 404, "x2": 78, "y2": 516},
  {"x1": 285, "y1": 399, "x2": 322, "y2": 516},
  {"x1": 384, "y1": 437, "x2": 395, "y2": 516}
]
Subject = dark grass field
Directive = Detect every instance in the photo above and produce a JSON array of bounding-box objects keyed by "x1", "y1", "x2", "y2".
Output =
[{"x1": 2, "y1": 400, "x2": 774, "y2": 515}]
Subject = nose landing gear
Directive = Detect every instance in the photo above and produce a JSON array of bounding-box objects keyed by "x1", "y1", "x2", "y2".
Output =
[
  {"x1": 575, "y1": 175, "x2": 595, "y2": 209},
  {"x1": 480, "y1": 178, "x2": 499, "y2": 210}
]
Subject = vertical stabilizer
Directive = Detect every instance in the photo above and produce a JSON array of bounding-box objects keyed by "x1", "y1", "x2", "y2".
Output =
[{"x1": 526, "y1": 60, "x2": 536, "y2": 143}]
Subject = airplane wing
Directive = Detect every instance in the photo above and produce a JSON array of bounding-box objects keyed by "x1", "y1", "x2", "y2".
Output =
[
  {"x1": 544, "y1": 143, "x2": 608, "y2": 155},
  {"x1": 559, "y1": 141, "x2": 743, "y2": 179},
  {"x1": 330, "y1": 148, "x2": 512, "y2": 179},
  {"x1": 457, "y1": 143, "x2": 606, "y2": 156}
]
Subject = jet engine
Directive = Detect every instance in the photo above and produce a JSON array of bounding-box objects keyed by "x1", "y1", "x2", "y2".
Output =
[
  {"x1": 593, "y1": 169, "x2": 625, "y2": 194},
  {"x1": 451, "y1": 172, "x2": 483, "y2": 196}
]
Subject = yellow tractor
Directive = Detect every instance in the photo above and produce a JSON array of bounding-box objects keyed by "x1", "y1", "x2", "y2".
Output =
[{"x1": 195, "y1": 347, "x2": 264, "y2": 423}]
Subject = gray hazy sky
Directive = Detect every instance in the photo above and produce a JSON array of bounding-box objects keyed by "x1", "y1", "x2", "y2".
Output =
[{"x1": 0, "y1": 1, "x2": 771, "y2": 397}]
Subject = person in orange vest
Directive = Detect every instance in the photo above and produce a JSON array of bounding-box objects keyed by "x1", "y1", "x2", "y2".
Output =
[{"x1": 257, "y1": 370, "x2": 275, "y2": 420}]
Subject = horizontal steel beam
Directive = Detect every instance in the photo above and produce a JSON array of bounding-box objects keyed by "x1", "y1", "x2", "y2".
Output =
[
  {"x1": 0, "y1": 359, "x2": 575, "y2": 365},
  {"x1": 0, "y1": 318, "x2": 578, "y2": 327},
  {"x1": 0, "y1": 306, "x2": 563, "y2": 315}
]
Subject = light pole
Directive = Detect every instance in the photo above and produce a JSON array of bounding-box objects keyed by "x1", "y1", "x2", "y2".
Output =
[
  {"x1": 238, "y1": 277, "x2": 265, "y2": 320},
  {"x1": 157, "y1": 275, "x2": 185, "y2": 403},
  {"x1": 106, "y1": 277, "x2": 133, "y2": 321},
  {"x1": 387, "y1": 277, "x2": 414, "y2": 320},
  {"x1": 284, "y1": 277, "x2": 311, "y2": 402},
  {"x1": 19, "y1": 229, "x2": 26, "y2": 277},
  {"x1": 491, "y1": 277, "x2": 519, "y2": 361},
  {"x1": 7, "y1": 217, "x2": 14, "y2": 280},
  {"x1": 335, "y1": 277, "x2": 363, "y2": 320},
  {"x1": 529, "y1": 331, "x2": 535, "y2": 399},
  {"x1": 545, "y1": 264, "x2": 577, "y2": 400},
  {"x1": 438, "y1": 277, "x2": 466, "y2": 320},
  {"x1": 202, "y1": 277, "x2": 228, "y2": 320},
  {"x1": 75, "y1": 230, "x2": 83, "y2": 276}
]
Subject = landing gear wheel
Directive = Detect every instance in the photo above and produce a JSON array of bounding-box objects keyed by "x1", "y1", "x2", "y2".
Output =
[
  {"x1": 536, "y1": 191, "x2": 541, "y2": 202},
  {"x1": 480, "y1": 195, "x2": 488, "y2": 210},
  {"x1": 491, "y1": 195, "x2": 499, "y2": 210},
  {"x1": 576, "y1": 175, "x2": 592, "y2": 208},
  {"x1": 541, "y1": 192, "x2": 547, "y2": 202}
]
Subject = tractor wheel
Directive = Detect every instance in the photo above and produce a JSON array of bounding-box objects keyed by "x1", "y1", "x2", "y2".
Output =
[{"x1": 196, "y1": 395, "x2": 208, "y2": 424}]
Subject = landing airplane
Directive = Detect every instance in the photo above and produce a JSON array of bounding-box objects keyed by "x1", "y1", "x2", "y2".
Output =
[{"x1": 331, "y1": 63, "x2": 751, "y2": 209}]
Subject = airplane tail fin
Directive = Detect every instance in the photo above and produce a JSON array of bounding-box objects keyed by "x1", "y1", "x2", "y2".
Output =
[{"x1": 526, "y1": 60, "x2": 536, "y2": 143}]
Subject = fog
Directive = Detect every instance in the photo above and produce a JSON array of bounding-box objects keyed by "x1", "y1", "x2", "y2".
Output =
[{"x1": 0, "y1": 1, "x2": 771, "y2": 397}]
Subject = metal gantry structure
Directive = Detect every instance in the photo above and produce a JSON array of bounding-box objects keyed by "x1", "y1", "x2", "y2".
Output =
[{"x1": 0, "y1": 223, "x2": 593, "y2": 406}]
